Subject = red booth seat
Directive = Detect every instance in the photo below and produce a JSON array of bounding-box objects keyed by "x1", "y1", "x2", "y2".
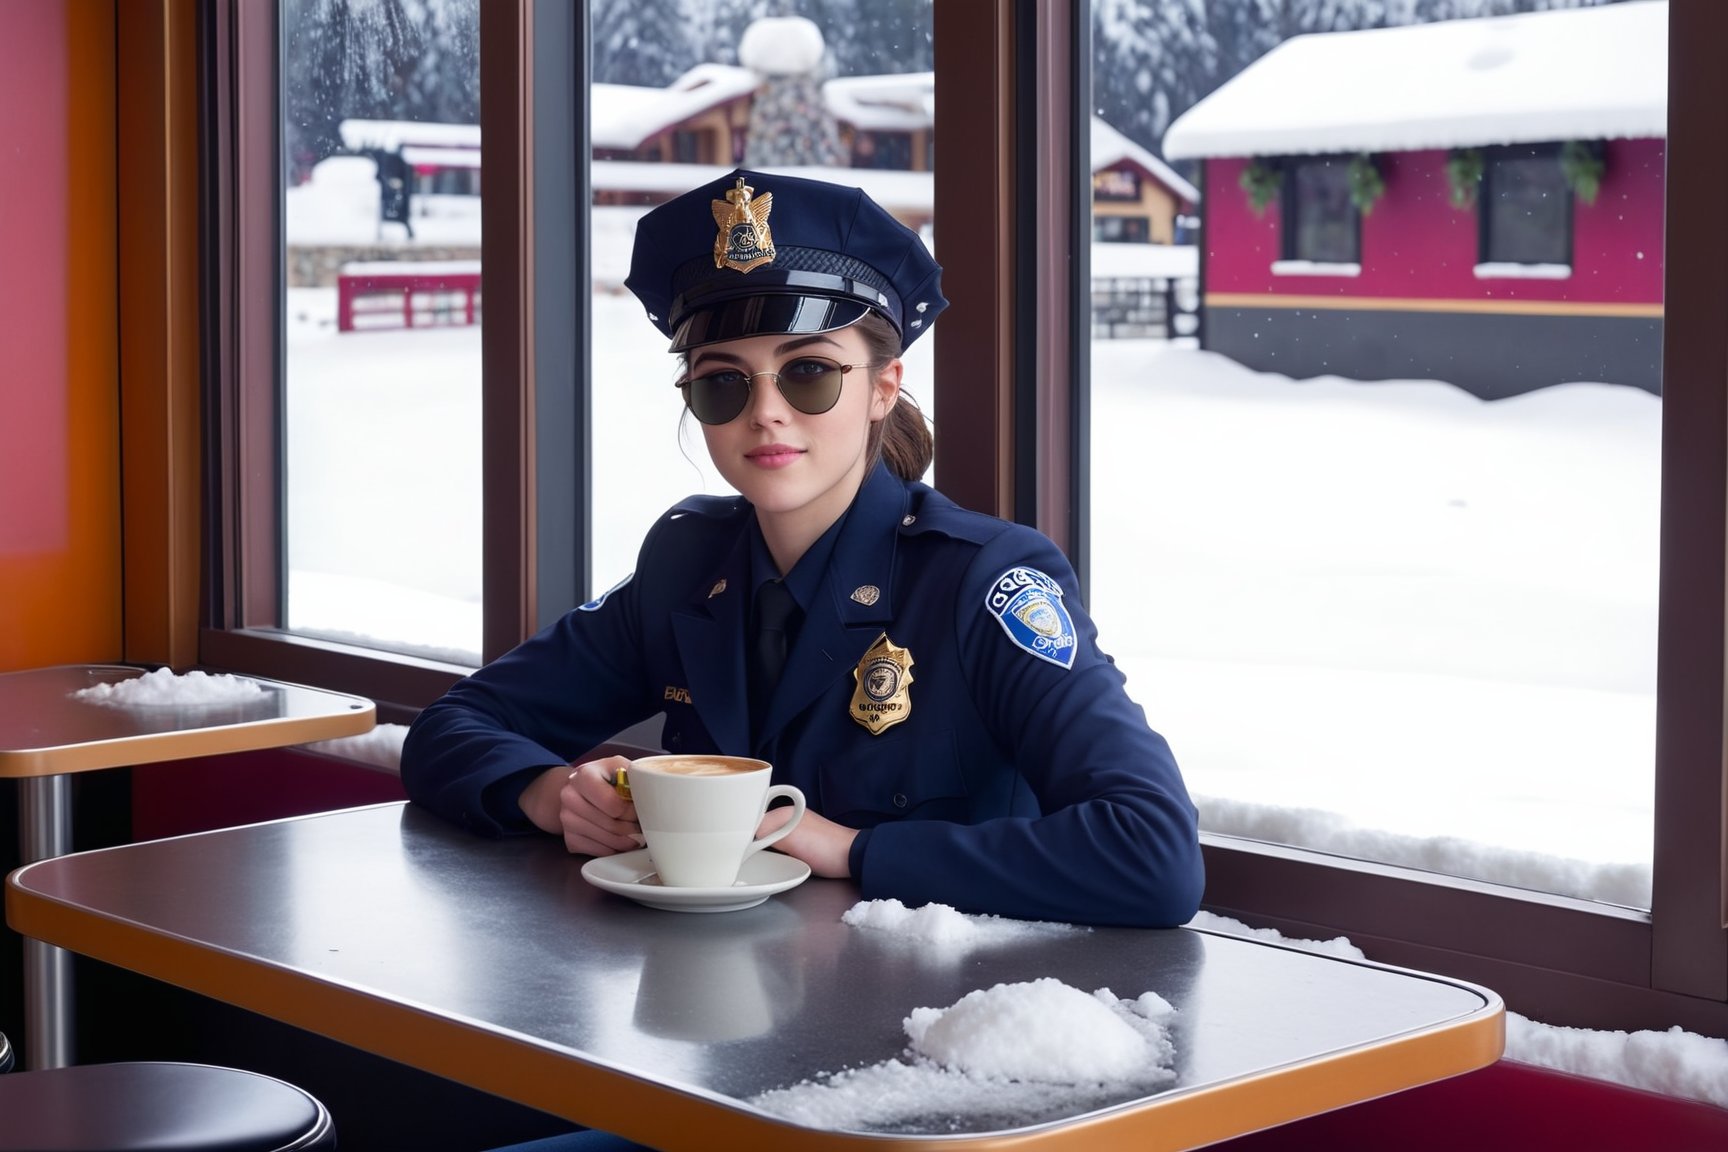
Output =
[{"x1": 1211, "y1": 1059, "x2": 1728, "y2": 1151}]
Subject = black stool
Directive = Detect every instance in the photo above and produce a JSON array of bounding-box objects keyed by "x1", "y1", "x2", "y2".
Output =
[{"x1": 0, "y1": 1032, "x2": 336, "y2": 1152}]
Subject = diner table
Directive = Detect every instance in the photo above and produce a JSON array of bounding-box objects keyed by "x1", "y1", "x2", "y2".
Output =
[
  {"x1": 7, "y1": 801, "x2": 1503, "y2": 1151},
  {"x1": 0, "y1": 663, "x2": 375, "y2": 1069}
]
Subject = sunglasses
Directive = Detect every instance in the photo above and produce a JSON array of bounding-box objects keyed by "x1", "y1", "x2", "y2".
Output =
[{"x1": 677, "y1": 356, "x2": 877, "y2": 426}]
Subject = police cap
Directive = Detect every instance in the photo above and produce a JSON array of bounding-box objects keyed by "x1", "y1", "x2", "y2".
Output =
[{"x1": 625, "y1": 168, "x2": 947, "y2": 354}]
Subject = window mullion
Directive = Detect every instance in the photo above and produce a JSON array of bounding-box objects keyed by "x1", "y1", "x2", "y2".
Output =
[
  {"x1": 478, "y1": 0, "x2": 534, "y2": 662},
  {"x1": 1651, "y1": 0, "x2": 1728, "y2": 1003}
]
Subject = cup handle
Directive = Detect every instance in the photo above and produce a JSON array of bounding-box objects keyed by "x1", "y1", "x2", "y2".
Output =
[{"x1": 746, "y1": 784, "x2": 806, "y2": 859}]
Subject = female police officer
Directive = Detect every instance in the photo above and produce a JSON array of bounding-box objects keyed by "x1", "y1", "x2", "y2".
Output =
[{"x1": 400, "y1": 169, "x2": 1203, "y2": 929}]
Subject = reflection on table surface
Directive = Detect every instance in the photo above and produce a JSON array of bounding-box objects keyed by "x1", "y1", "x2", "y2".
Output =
[
  {"x1": 7, "y1": 802, "x2": 1502, "y2": 1149},
  {"x1": 0, "y1": 664, "x2": 376, "y2": 776}
]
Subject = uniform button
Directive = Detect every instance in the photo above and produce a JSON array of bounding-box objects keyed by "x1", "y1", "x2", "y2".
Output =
[
  {"x1": 892, "y1": 792, "x2": 909, "y2": 809},
  {"x1": 669, "y1": 732, "x2": 682, "y2": 748},
  {"x1": 901, "y1": 515, "x2": 916, "y2": 526}
]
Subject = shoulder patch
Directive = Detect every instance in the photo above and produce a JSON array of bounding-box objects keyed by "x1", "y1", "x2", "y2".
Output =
[
  {"x1": 578, "y1": 573, "x2": 632, "y2": 612},
  {"x1": 986, "y1": 566, "x2": 1077, "y2": 669}
]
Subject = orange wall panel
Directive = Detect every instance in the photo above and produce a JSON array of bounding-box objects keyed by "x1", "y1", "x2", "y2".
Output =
[{"x1": 0, "y1": 0, "x2": 121, "y2": 670}]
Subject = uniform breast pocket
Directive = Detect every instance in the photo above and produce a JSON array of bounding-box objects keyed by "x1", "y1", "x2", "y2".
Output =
[{"x1": 821, "y1": 727, "x2": 968, "y2": 827}]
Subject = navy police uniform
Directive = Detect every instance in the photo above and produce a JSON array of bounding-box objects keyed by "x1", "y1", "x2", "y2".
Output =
[{"x1": 399, "y1": 169, "x2": 1203, "y2": 928}]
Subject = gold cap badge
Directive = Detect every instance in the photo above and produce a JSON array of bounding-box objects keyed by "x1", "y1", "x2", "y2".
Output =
[
  {"x1": 712, "y1": 177, "x2": 776, "y2": 273},
  {"x1": 850, "y1": 633, "x2": 913, "y2": 735}
]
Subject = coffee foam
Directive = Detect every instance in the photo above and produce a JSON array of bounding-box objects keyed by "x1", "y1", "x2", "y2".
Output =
[{"x1": 637, "y1": 757, "x2": 761, "y2": 778}]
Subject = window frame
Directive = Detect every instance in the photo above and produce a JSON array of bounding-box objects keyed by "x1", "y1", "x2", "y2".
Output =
[
  {"x1": 1479, "y1": 142, "x2": 1574, "y2": 268},
  {"x1": 195, "y1": 0, "x2": 1728, "y2": 1033}
]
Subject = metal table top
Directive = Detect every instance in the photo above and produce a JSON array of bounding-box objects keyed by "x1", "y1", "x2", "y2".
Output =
[
  {"x1": 7, "y1": 802, "x2": 1502, "y2": 1150},
  {"x1": 0, "y1": 663, "x2": 376, "y2": 777}
]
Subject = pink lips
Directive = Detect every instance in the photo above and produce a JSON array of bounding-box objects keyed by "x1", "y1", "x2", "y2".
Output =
[{"x1": 745, "y1": 444, "x2": 804, "y2": 470}]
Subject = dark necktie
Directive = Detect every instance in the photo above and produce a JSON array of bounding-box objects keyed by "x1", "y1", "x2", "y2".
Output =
[{"x1": 752, "y1": 579, "x2": 799, "y2": 727}]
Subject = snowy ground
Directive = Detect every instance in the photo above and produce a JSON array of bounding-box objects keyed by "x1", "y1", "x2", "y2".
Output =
[
  {"x1": 284, "y1": 285, "x2": 1657, "y2": 911},
  {"x1": 1087, "y1": 341, "x2": 1658, "y2": 909}
]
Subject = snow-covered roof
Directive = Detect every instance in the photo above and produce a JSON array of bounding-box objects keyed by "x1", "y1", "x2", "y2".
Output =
[
  {"x1": 592, "y1": 63, "x2": 761, "y2": 151},
  {"x1": 1163, "y1": 0, "x2": 1667, "y2": 161},
  {"x1": 402, "y1": 145, "x2": 480, "y2": 170},
  {"x1": 1092, "y1": 117, "x2": 1200, "y2": 204},
  {"x1": 592, "y1": 160, "x2": 933, "y2": 218},
  {"x1": 1091, "y1": 242, "x2": 1198, "y2": 280},
  {"x1": 824, "y1": 72, "x2": 935, "y2": 133},
  {"x1": 339, "y1": 119, "x2": 480, "y2": 152}
]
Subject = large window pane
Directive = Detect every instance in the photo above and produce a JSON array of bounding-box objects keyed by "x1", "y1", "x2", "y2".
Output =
[
  {"x1": 281, "y1": 0, "x2": 482, "y2": 664},
  {"x1": 1090, "y1": 0, "x2": 1661, "y2": 908},
  {"x1": 588, "y1": 2, "x2": 936, "y2": 595}
]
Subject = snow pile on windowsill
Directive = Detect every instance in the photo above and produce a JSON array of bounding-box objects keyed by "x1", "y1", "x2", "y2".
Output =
[
  {"x1": 1506, "y1": 1013, "x2": 1728, "y2": 1110},
  {"x1": 297, "y1": 721, "x2": 409, "y2": 773},
  {"x1": 72, "y1": 668, "x2": 263, "y2": 708},
  {"x1": 749, "y1": 900, "x2": 1177, "y2": 1130},
  {"x1": 1197, "y1": 794, "x2": 1651, "y2": 910},
  {"x1": 1193, "y1": 911, "x2": 1728, "y2": 1111}
]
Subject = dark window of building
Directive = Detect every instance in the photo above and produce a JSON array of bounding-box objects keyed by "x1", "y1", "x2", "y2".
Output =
[
  {"x1": 1093, "y1": 166, "x2": 1141, "y2": 202},
  {"x1": 854, "y1": 131, "x2": 912, "y2": 169},
  {"x1": 1482, "y1": 143, "x2": 1572, "y2": 265},
  {"x1": 672, "y1": 129, "x2": 702, "y2": 163},
  {"x1": 1094, "y1": 215, "x2": 1149, "y2": 243},
  {"x1": 1282, "y1": 156, "x2": 1359, "y2": 263}
]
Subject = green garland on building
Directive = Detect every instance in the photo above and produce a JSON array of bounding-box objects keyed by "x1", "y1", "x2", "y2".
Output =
[
  {"x1": 1347, "y1": 153, "x2": 1385, "y2": 215},
  {"x1": 1239, "y1": 157, "x2": 1281, "y2": 216},
  {"x1": 1560, "y1": 140, "x2": 1606, "y2": 205},
  {"x1": 1446, "y1": 148, "x2": 1484, "y2": 210}
]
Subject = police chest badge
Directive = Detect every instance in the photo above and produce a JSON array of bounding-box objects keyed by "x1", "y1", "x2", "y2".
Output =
[
  {"x1": 712, "y1": 177, "x2": 775, "y2": 273},
  {"x1": 987, "y1": 567, "x2": 1077, "y2": 669},
  {"x1": 850, "y1": 633, "x2": 913, "y2": 735}
]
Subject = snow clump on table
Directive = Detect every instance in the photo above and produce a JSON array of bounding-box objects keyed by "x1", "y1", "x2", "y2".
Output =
[
  {"x1": 750, "y1": 900, "x2": 1178, "y2": 1132},
  {"x1": 907, "y1": 977, "x2": 1175, "y2": 1082},
  {"x1": 840, "y1": 897, "x2": 1087, "y2": 952},
  {"x1": 73, "y1": 667, "x2": 263, "y2": 707}
]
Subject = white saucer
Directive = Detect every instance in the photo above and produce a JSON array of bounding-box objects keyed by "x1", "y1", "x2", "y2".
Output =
[{"x1": 581, "y1": 849, "x2": 812, "y2": 913}]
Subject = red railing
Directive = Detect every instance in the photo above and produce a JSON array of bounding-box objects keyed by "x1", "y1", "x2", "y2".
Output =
[{"x1": 337, "y1": 260, "x2": 482, "y2": 332}]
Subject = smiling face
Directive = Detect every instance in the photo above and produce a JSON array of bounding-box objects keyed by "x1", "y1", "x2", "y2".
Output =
[{"x1": 686, "y1": 325, "x2": 901, "y2": 573}]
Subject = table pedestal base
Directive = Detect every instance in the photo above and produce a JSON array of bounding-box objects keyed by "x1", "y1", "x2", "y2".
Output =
[{"x1": 21, "y1": 773, "x2": 73, "y2": 1070}]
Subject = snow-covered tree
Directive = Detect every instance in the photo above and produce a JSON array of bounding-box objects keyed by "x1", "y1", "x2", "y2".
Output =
[
  {"x1": 1093, "y1": 0, "x2": 1218, "y2": 156},
  {"x1": 740, "y1": 17, "x2": 846, "y2": 166},
  {"x1": 281, "y1": 0, "x2": 478, "y2": 182},
  {"x1": 689, "y1": 0, "x2": 930, "y2": 76},
  {"x1": 592, "y1": 0, "x2": 695, "y2": 86}
]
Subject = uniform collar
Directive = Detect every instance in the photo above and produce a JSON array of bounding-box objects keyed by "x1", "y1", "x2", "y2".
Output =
[
  {"x1": 748, "y1": 505, "x2": 847, "y2": 614},
  {"x1": 752, "y1": 461, "x2": 906, "y2": 740},
  {"x1": 825, "y1": 460, "x2": 907, "y2": 623},
  {"x1": 743, "y1": 461, "x2": 906, "y2": 623}
]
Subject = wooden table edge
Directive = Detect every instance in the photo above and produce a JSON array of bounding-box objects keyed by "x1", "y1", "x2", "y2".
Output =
[
  {"x1": 5, "y1": 861, "x2": 1503, "y2": 1151},
  {"x1": 0, "y1": 703, "x2": 376, "y2": 777}
]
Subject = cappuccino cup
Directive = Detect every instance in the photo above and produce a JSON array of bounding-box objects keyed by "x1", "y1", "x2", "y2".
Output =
[{"x1": 622, "y1": 755, "x2": 805, "y2": 888}]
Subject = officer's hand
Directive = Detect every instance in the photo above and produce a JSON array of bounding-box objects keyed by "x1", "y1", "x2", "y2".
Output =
[
  {"x1": 520, "y1": 756, "x2": 643, "y2": 857},
  {"x1": 757, "y1": 805, "x2": 857, "y2": 879}
]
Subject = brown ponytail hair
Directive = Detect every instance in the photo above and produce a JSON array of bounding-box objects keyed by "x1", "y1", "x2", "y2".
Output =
[{"x1": 855, "y1": 312, "x2": 934, "y2": 481}]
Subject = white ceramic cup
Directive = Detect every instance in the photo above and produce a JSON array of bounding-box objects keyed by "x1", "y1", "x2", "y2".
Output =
[{"x1": 623, "y1": 755, "x2": 806, "y2": 888}]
